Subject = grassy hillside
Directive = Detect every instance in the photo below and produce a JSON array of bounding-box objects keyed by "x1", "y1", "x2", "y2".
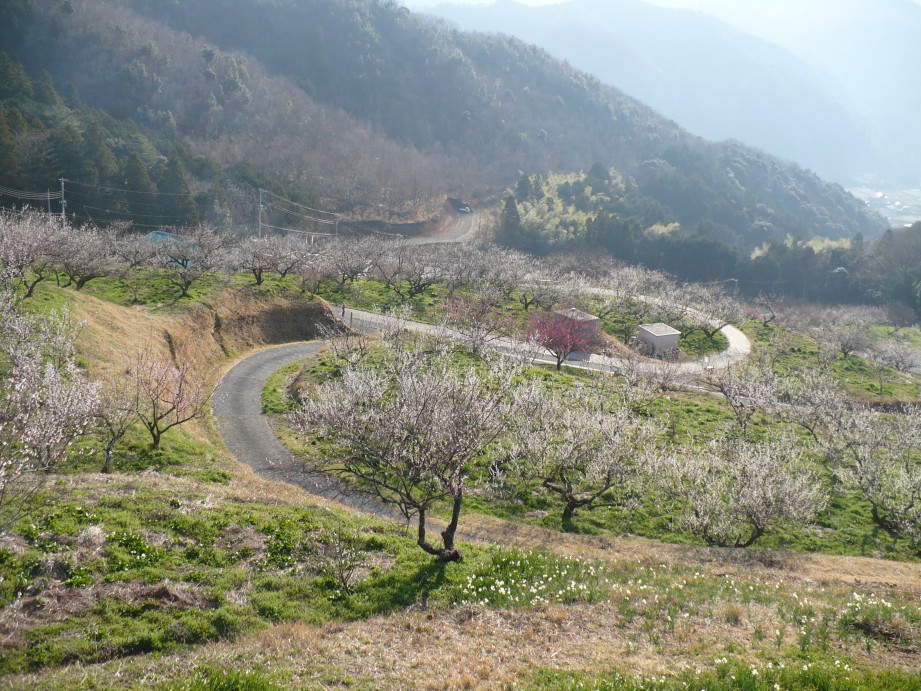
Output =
[{"x1": 0, "y1": 279, "x2": 918, "y2": 688}]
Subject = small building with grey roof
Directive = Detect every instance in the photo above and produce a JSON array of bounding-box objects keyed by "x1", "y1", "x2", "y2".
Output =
[{"x1": 636, "y1": 322, "x2": 680, "y2": 356}]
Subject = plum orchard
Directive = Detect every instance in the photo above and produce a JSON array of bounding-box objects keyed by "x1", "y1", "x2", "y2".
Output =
[
  {"x1": 295, "y1": 343, "x2": 534, "y2": 561},
  {"x1": 293, "y1": 336, "x2": 833, "y2": 559},
  {"x1": 0, "y1": 288, "x2": 99, "y2": 531}
]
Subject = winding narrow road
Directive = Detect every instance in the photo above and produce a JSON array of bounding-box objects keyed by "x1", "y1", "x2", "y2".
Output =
[
  {"x1": 213, "y1": 300, "x2": 750, "y2": 522},
  {"x1": 342, "y1": 305, "x2": 750, "y2": 378},
  {"x1": 212, "y1": 342, "x2": 402, "y2": 521}
]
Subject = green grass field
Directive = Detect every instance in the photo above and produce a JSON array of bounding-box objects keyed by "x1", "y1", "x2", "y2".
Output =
[{"x1": 3, "y1": 275, "x2": 918, "y2": 688}]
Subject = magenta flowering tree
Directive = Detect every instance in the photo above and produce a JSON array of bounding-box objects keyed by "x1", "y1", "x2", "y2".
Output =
[{"x1": 527, "y1": 310, "x2": 602, "y2": 370}]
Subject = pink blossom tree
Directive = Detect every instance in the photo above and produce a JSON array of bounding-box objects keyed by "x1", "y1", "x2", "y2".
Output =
[{"x1": 527, "y1": 309, "x2": 602, "y2": 370}]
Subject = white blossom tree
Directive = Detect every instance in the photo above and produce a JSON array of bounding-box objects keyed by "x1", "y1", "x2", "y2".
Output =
[
  {"x1": 0, "y1": 211, "x2": 65, "y2": 298},
  {"x1": 94, "y1": 373, "x2": 137, "y2": 473},
  {"x1": 130, "y1": 350, "x2": 208, "y2": 449},
  {"x1": 0, "y1": 288, "x2": 99, "y2": 531},
  {"x1": 294, "y1": 345, "x2": 528, "y2": 561},
  {"x1": 235, "y1": 234, "x2": 304, "y2": 286},
  {"x1": 819, "y1": 405, "x2": 921, "y2": 542},
  {"x1": 657, "y1": 433, "x2": 827, "y2": 548},
  {"x1": 507, "y1": 385, "x2": 660, "y2": 523},
  {"x1": 442, "y1": 288, "x2": 515, "y2": 356},
  {"x1": 708, "y1": 362, "x2": 779, "y2": 438},
  {"x1": 54, "y1": 225, "x2": 119, "y2": 291},
  {"x1": 874, "y1": 339, "x2": 921, "y2": 374},
  {"x1": 156, "y1": 224, "x2": 231, "y2": 298}
]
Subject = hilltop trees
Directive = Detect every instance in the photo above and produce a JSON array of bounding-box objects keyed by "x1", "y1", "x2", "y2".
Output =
[
  {"x1": 123, "y1": 152, "x2": 157, "y2": 218},
  {"x1": 157, "y1": 153, "x2": 199, "y2": 227}
]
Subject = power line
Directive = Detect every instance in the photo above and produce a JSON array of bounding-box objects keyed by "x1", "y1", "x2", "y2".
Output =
[
  {"x1": 352, "y1": 220, "x2": 403, "y2": 238},
  {"x1": 263, "y1": 200, "x2": 338, "y2": 224},
  {"x1": 0, "y1": 184, "x2": 63, "y2": 201},
  {"x1": 261, "y1": 222, "x2": 336, "y2": 237},
  {"x1": 65, "y1": 179, "x2": 203, "y2": 197},
  {"x1": 70, "y1": 211, "x2": 167, "y2": 228},
  {"x1": 260, "y1": 188, "x2": 338, "y2": 219},
  {"x1": 78, "y1": 204, "x2": 171, "y2": 220},
  {"x1": 63, "y1": 187, "x2": 163, "y2": 211}
]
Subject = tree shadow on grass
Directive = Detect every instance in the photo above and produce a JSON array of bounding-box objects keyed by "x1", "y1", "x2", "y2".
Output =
[{"x1": 348, "y1": 559, "x2": 452, "y2": 618}]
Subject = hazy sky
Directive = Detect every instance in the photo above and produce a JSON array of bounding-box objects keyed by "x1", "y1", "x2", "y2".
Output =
[
  {"x1": 406, "y1": 0, "x2": 921, "y2": 10},
  {"x1": 407, "y1": 0, "x2": 570, "y2": 6}
]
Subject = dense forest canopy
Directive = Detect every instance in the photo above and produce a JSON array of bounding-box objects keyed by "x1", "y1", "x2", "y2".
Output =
[
  {"x1": 498, "y1": 168, "x2": 921, "y2": 314},
  {"x1": 0, "y1": 0, "x2": 885, "y2": 249}
]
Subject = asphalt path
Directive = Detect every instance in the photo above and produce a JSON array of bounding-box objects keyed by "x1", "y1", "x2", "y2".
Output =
[
  {"x1": 342, "y1": 304, "x2": 751, "y2": 380},
  {"x1": 213, "y1": 303, "x2": 751, "y2": 526},
  {"x1": 212, "y1": 341, "x2": 403, "y2": 522}
]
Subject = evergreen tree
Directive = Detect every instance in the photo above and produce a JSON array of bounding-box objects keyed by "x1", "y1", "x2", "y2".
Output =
[
  {"x1": 587, "y1": 162, "x2": 609, "y2": 182},
  {"x1": 49, "y1": 126, "x2": 95, "y2": 183},
  {"x1": 0, "y1": 110, "x2": 20, "y2": 186},
  {"x1": 158, "y1": 152, "x2": 198, "y2": 227},
  {"x1": 0, "y1": 52, "x2": 33, "y2": 99},
  {"x1": 32, "y1": 70, "x2": 62, "y2": 106},
  {"x1": 84, "y1": 121, "x2": 118, "y2": 181},
  {"x1": 124, "y1": 152, "x2": 156, "y2": 220},
  {"x1": 497, "y1": 195, "x2": 523, "y2": 247},
  {"x1": 5, "y1": 107, "x2": 27, "y2": 133},
  {"x1": 515, "y1": 172, "x2": 531, "y2": 202}
]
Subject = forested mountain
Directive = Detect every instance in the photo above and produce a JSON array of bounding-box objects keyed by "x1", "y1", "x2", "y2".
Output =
[
  {"x1": 425, "y1": 0, "x2": 878, "y2": 186},
  {"x1": 0, "y1": 0, "x2": 886, "y2": 249}
]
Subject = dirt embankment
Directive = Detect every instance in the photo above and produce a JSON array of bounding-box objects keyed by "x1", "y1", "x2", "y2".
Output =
[{"x1": 70, "y1": 289, "x2": 340, "y2": 382}]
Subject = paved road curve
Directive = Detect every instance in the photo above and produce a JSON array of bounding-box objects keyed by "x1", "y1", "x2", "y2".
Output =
[
  {"x1": 213, "y1": 302, "x2": 751, "y2": 525},
  {"x1": 342, "y1": 304, "x2": 751, "y2": 379},
  {"x1": 212, "y1": 341, "x2": 403, "y2": 521}
]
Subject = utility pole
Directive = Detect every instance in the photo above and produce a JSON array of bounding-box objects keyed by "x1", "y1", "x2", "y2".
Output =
[
  {"x1": 59, "y1": 178, "x2": 66, "y2": 227},
  {"x1": 258, "y1": 188, "x2": 264, "y2": 237}
]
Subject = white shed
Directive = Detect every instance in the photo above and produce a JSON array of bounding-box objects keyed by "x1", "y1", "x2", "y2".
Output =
[{"x1": 636, "y1": 323, "x2": 680, "y2": 356}]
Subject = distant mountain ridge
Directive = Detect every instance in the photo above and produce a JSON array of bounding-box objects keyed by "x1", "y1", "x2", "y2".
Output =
[
  {"x1": 425, "y1": 0, "x2": 916, "y2": 188},
  {"x1": 0, "y1": 0, "x2": 886, "y2": 248}
]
